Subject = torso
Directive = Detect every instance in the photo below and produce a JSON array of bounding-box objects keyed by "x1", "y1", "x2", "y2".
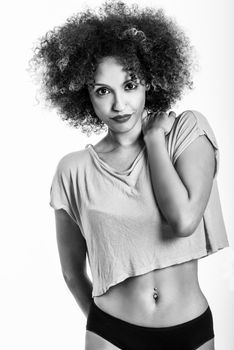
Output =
[{"x1": 92, "y1": 138, "x2": 208, "y2": 327}]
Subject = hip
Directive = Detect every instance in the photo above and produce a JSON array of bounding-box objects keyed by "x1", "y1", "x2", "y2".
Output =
[{"x1": 86, "y1": 300, "x2": 214, "y2": 350}]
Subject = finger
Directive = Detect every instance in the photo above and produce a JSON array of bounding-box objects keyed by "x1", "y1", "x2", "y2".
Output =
[
  {"x1": 169, "y1": 111, "x2": 176, "y2": 118},
  {"x1": 157, "y1": 111, "x2": 165, "y2": 117},
  {"x1": 141, "y1": 109, "x2": 148, "y2": 120}
]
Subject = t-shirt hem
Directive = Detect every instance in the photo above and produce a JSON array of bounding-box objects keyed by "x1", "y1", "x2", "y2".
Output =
[{"x1": 92, "y1": 245, "x2": 229, "y2": 297}]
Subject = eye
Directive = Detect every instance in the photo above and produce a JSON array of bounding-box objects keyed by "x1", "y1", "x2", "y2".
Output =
[
  {"x1": 125, "y1": 82, "x2": 138, "y2": 90},
  {"x1": 95, "y1": 87, "x2": 110, "y2": 96}
]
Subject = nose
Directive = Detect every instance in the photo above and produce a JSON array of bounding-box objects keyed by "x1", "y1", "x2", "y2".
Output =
[{"x1": 112, "y1": 93, "x2": 126, "y2": 112}]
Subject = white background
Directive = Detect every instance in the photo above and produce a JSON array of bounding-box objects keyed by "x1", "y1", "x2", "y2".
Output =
[{"x1": 1, "y1": 0, "x2": 233, "y2": 349}]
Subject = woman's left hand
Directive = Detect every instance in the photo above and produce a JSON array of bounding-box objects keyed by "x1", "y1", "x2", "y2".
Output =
[{"x1": 141, "y1": 110, "x2": 177, "y2": 138}]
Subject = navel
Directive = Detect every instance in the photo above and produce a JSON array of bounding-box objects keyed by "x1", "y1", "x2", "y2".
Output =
[{"x1": 153, "y1": 287, "x2": 159, "y2": 303}]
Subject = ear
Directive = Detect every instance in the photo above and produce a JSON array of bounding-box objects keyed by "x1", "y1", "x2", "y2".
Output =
[{"x1": 145, "y1": 84, "x2": 150, "y2": 91}]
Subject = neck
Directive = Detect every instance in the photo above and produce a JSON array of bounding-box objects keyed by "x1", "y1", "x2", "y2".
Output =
[{"x1": 106, "y1": 127, "x2": 144, "y2": 149}]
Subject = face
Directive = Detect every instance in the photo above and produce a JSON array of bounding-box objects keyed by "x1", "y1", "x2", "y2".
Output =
[{"x1": 88, "y1": 56, "x2": 147, "y2": 132}]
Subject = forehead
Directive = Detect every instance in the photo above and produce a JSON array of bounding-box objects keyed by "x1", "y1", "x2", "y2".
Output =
[{"x1": 94, "y1": 57, "x2": 131, "y2": 83}]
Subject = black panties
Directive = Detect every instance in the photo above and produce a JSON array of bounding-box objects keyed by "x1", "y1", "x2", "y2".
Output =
[{"x1": 86, "y1": 299, "x2": 214, "y2": 350}]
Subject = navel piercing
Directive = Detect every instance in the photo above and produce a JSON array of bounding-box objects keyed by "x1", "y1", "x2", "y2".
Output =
[{"x1": 153, "y1": 287, "x2": 159, "y2": 302}]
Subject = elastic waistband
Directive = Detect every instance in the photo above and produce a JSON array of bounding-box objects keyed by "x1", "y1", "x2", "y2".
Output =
[{"x1": 90, "y1": 299, "x2": 212, "y2": 331}]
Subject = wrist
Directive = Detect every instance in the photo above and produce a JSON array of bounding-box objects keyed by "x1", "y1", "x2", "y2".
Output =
[{"x1": 143, "y1": 128, "x2": 166, "y2": 143}]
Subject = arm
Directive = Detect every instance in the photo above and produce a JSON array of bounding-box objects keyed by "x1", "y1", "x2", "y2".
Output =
[
  {"x1": 54, "y1": 208, "x2": 92, "y2": 318},
  {"x1": 144, "y1": 130, "x2": 215, "y2": 237}
]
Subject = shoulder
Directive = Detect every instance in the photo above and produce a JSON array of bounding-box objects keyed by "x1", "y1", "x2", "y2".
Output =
[
  {"x1": 167, "y1": 109, "x2": 219, "y2": 169},
  {"x1": 171, "y1": 110, "x2": 218, "y2": 145},
  {"x1": 174, "y1": 110, "x2": 209, "y2": 128},
  {"x1": 55, "y1": 148, "x2": 89, "y2": 175}
]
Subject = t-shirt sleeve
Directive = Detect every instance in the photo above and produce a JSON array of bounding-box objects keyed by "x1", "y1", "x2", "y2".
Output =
[
  {"x1": 49, "y1": 156, "x2": 79, "y2": 225},
  {"x1": 168, "y1": 110, "x2": 219, "y2": 179}
]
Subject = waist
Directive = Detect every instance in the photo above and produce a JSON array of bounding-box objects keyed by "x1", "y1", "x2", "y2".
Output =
[{"x1": 94, "y1": 260, "x2": 209, "y2": 327}]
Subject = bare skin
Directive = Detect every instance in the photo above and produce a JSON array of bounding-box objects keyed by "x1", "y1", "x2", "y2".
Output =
[{"x1": 85, "y1": 140, "x2": 215, "y2": 350}]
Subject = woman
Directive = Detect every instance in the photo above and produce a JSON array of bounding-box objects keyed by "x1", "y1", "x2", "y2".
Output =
[{"x1": 30, "y1": 1, "x2": 229, "y2": 349}]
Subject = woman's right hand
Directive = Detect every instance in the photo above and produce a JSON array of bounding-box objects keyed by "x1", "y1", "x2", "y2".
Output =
[{"x1": 141, "y1": 110, "x2": 177, "y2": 138}]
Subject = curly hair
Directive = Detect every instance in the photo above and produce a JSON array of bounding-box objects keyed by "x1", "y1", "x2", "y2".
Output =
[{"x1": 29, "y1": 0, "x2": 195, "y2": 136}]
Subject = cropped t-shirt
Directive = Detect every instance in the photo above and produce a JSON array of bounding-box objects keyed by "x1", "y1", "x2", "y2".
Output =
[{"x1": 49, "y1": 110, "x2": 229, "y2": 297}]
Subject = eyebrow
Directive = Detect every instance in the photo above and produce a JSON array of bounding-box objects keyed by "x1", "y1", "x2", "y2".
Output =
[{"x1": 94, "y1": 79, "x2": 137, "y2": 87}]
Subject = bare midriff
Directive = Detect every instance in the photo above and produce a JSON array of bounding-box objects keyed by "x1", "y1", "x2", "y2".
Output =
[{"x1": 93, "y1": 260, "x2": 209, "y2": 327}]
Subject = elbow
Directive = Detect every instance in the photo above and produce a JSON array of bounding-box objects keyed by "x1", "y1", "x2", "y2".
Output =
[
  {"x1": 171, "y1": 216, "x2": 198, "y2": 238},
  {"x1": 62, "y1": 271, "x2": 75, "y2": 288}
]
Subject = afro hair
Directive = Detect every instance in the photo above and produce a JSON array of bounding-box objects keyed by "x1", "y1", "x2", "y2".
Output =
[{"x1": 29, "y1": 0, "x2": 195, "y2": 136}]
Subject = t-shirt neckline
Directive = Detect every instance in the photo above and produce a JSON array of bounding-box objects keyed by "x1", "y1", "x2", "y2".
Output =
[{"x1": 86, "y1": 143, "x2": 146, "y2": 176}]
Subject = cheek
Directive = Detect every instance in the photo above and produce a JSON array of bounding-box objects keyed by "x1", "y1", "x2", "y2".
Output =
[
  {"x1": 89, "y1": 97, "x2": 110, "y2": 119},
  {"x1": 93, "y1": 99, "x2": 108, "y2": 113},
  {"x1": 134, "y1": 90, "x2": 146, "y2": 110},
  {"x1": 89, "y1": 94, "x2": 103, "y2": 111}
]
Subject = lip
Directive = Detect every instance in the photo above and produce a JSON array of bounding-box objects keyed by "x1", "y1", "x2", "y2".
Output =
[{"x1": 112, "y1": 114, "x2": 132, "y2": 121}]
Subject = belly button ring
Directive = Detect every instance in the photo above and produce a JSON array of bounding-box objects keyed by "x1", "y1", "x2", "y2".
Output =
[{"x1": 153, "y1": 287, "x2": 159, "y2": 302}]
